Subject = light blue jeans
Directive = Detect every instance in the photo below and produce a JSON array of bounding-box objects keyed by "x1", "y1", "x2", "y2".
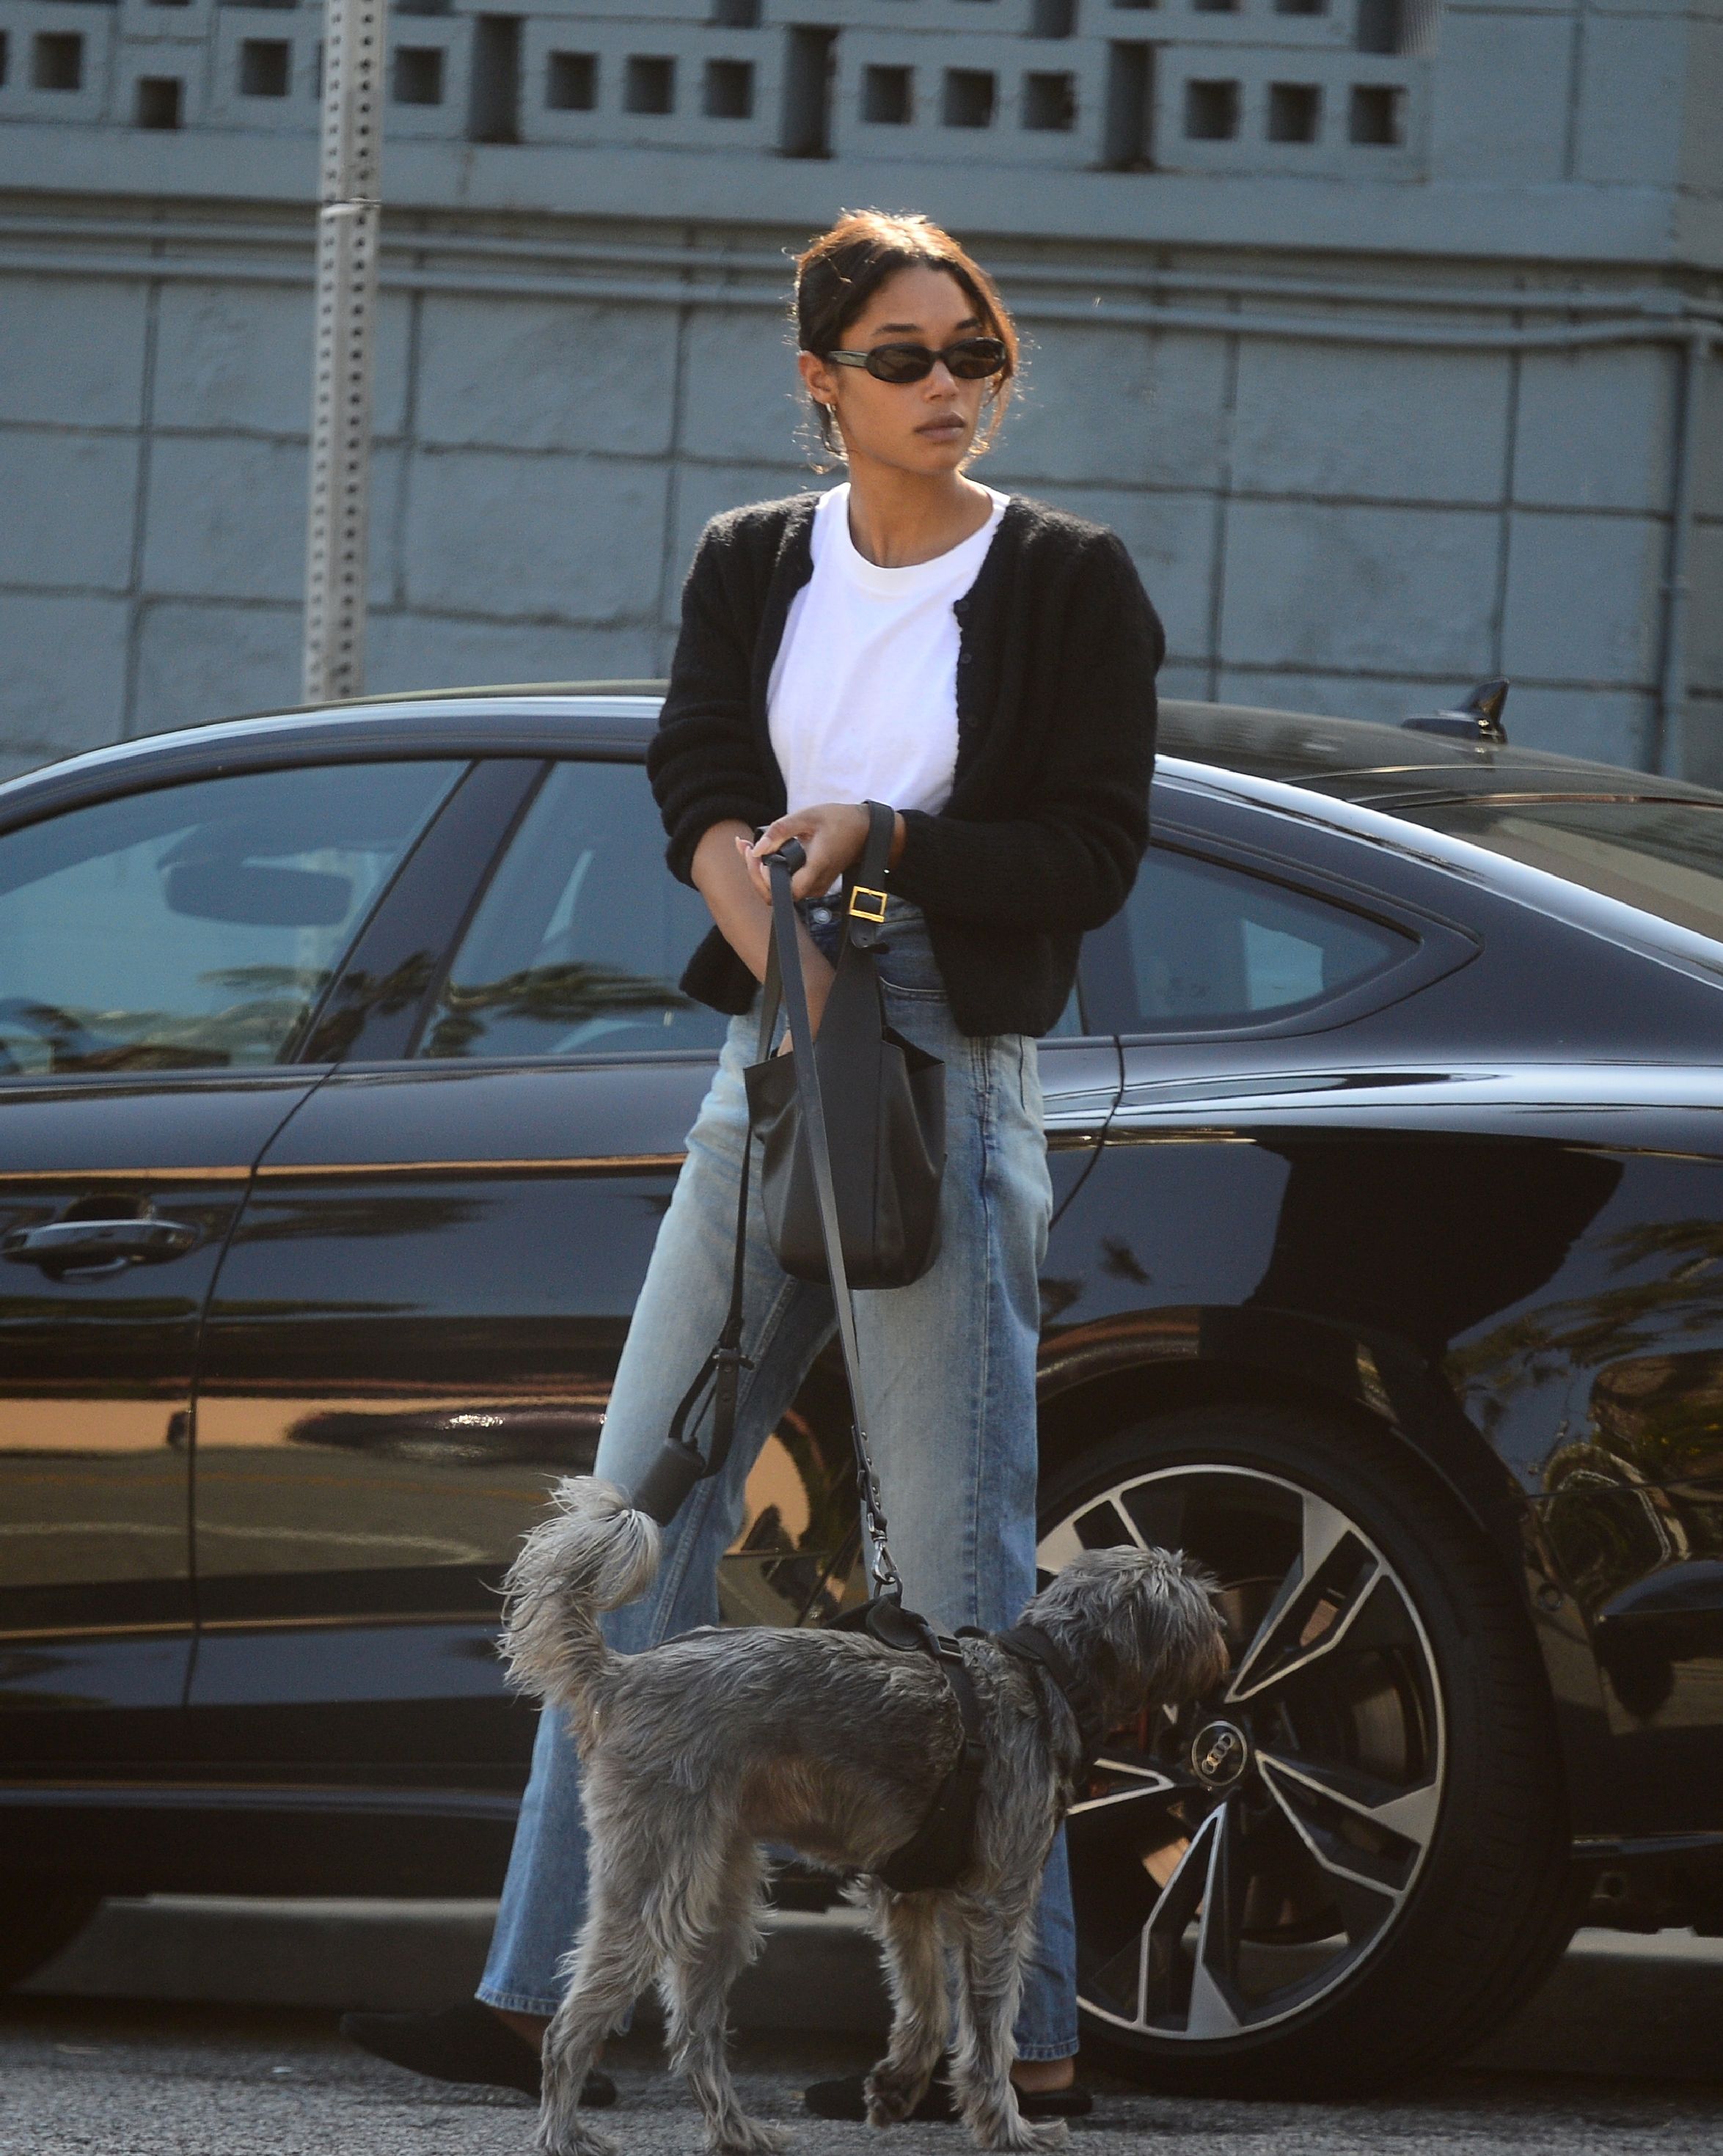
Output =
[{"x1": 478, "y1": 896, "x2": 1078, "y2": 2061}]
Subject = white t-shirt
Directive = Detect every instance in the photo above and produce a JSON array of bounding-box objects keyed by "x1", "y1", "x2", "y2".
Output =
[{"x1": 768, "y1": 483, "x2": 1008, "y2": 886}]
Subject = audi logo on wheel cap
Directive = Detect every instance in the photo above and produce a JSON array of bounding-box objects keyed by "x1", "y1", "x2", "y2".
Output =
[{"x1": 1190, "y1": 1719, "x2": 1250, "y2": 1787}]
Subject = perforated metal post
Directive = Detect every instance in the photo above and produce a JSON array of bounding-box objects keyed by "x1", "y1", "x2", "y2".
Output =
[{"x1": 301, "y1": 0, "x2": 384, "y2": 705}]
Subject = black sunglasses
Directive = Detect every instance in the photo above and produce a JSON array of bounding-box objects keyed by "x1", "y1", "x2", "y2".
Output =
[{"x1": 824, "y1": 335, "x2": 1009, "y2": 386}]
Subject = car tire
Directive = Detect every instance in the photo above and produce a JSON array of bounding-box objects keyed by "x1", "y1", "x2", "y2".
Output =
[
  {"x1": 1042, "y1": 1402, "x2": 1577, "y2": 2096},
  {"x1": 0, "y1": 1890, "x2": 100, "y2": 1991}
]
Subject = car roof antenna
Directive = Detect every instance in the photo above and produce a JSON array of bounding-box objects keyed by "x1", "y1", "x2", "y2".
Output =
[{"x1": 1401, "y1": 679, "x2": 1510, "y2": 746}]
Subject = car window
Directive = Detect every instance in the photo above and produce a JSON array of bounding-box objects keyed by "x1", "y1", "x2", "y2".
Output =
[
  {"x1": 1389, "y1": 796, "x2": 1723, "y2": 945},
  {"x1": 1119, "y1": 844, "x2": 1413, "y2": 1031},
  {"x1": 417, "y1": 760, "x2": 731, "y2": 1060},
  {"x1": 0, "y1": 761, "x2": 461, "y2": 1076}
]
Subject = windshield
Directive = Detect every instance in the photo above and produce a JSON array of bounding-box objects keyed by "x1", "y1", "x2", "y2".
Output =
[{"x1": 1390, "y1": 796, "x2": 1723, "y2": 945}]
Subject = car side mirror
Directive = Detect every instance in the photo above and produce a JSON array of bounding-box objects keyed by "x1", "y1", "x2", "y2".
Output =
[{"x1": 163, "y1": 859, "x2": 354, "y2": 928}]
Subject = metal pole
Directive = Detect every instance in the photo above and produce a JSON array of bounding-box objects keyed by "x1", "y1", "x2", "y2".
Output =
[
  {"x1": 1651, "y1": 327, "x2": 1710, "y2": 780},
  {"x1": 301, "y1": 0, "x2": 384, "y2": 705}
]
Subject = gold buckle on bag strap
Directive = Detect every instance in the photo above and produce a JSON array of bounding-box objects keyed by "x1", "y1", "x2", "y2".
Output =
[{"x1": 848, "y1": 886, "x2": 888, "y2": 923}]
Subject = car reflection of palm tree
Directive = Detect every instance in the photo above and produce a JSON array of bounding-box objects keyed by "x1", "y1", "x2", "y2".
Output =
[
  {"x1": 422, "y1": 962, "x2": 689, "y2": 1057},
  {"x1": 1452, "y1": 1217, "x2": 1723, "y2": 1717},
  {"x1": 0, "y1": 967, "x2": 333, "y2": 1074},
  {"x1": 303, "y1": 953, "x2": 439, "y2": 1057},
  {"x1": 1451, "y1": 1218, "x2": 1723, "y2": 1484}
]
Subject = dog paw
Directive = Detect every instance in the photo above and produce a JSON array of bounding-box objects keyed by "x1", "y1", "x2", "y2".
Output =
[
  {"x1": 965, "y1": 2111, "x2": 1069, "y2": 2153},
  {"x1": 711, "y1": 2116, "x2": 791, "y2": 2156},
  {"x1": 864, "y1": 2067, "x2": 932, "y2": 2126},
  {"x1": 538, "y1": 2127, "x2": 618, "y2": 2156}
]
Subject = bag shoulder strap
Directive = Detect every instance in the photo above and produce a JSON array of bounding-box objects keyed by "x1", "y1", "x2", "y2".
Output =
[{"x1": 843, "y1": 799, "x2": 896, "y2": 953}]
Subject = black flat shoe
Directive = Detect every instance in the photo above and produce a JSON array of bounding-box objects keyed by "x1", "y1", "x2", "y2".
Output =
[
  {"x1": 804, "y1": 2061, "x2": 1091, "y2": 2123},
  {"x1": 338, "y1": 1998, "x2": 617, "y2": 2107}
]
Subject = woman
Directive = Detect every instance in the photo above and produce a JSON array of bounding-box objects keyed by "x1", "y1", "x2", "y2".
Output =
[{"x1": 345, "y1": 209, "x2": 1163, "y2": 2120}]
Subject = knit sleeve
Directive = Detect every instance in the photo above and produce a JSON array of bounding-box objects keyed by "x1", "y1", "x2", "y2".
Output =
[
  {"x1": 646, "y1": 518, "x2": 778, "y2": 887},
  {"x1": 887, "y1": 532, "x2": 1163, "y2": 932}
]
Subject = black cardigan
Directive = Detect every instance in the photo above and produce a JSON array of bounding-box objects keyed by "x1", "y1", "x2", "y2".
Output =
[{"x1": 647, "y1": 491, "x2": 1164, "y2": 1038}]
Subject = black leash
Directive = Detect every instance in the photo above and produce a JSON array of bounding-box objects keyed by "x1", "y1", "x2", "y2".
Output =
[
  {"x1": 758, "y1": 837, "x2": 904, "y2": 1601},
  {"x1": 631, "y1": 815, "x2": 901, "y2": 1605}
]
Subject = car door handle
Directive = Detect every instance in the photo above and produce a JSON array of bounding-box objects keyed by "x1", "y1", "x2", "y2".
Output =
[{"x1": 1, "y1": 1217, "x2": 202, "y2": 1270}]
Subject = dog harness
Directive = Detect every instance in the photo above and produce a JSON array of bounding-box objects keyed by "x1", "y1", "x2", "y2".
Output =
[{"x1": 835, "y1": 1598, "x2": 1110, "y2": 1894}]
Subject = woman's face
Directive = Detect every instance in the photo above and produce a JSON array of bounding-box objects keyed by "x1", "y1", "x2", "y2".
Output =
[{"x1": 800, "y1": 265, "x2": 997, "y2": 479}]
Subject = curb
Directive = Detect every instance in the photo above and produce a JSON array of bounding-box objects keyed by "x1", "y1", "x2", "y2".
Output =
[{"x1": 23, "y1": 1898, "x2": 890, "y2": 2034}]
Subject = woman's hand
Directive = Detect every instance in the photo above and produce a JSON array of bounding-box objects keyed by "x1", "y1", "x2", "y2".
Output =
[
  {"x1": 739, "y1": 803, "x2": 871, "y2": 903},
  {"x1": 692, "y1": 816, "x2": 836, "y2": 1039}
]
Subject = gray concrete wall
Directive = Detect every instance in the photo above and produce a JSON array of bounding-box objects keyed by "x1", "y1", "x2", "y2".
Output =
[{"x1": 1, "y1": 0, "x2": 1720, "y2": 781}]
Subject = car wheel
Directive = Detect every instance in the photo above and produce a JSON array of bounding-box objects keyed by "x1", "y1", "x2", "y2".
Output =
[
  {"x1": 0, "y1": 1890, "x2": 100, "y2": 1990},
  {"x1": 1041, "y1": 1402, "x2": 1576, "y2": 2095}
]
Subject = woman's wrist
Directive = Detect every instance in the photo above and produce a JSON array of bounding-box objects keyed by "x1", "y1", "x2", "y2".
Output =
[{"x1": 889, "y1": 811, "x2": 906, "y2": 871}]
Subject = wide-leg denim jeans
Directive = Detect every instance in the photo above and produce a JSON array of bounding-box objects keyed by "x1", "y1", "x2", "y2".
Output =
[{"x1": 478, "y1": 898, "x2": 1078, "y2": 2061}]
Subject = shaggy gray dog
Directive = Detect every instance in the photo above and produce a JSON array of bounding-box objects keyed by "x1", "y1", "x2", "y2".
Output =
[{"x1": 502, "y1": 1476, "x2": 1228, "y2": 2156}]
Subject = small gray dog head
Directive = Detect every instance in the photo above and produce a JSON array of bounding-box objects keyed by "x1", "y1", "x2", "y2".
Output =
[{"x1": 1022, "y1": 1547, "x2": 1229, "y2": 1727}]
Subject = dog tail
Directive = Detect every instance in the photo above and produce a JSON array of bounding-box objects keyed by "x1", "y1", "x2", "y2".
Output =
[{"x1": 500, "y1": 1476, "x2": 662, "y2": 1713}]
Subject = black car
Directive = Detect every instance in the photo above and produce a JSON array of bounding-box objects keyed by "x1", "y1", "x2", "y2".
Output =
[{"x1": 3, "y1": 686, "x2": 1721, "y2": 2095}]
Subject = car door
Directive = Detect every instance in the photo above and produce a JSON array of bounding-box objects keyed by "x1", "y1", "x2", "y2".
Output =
[
  {"x1": 0, "y1": 757, "x2": 463, "y2": 1797},
  {"x1": 1058, "y1": 807, "x2": 1470, "y2": 1330}
]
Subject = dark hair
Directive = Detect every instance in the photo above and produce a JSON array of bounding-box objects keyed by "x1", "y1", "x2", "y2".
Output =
[{"x1": 794, "y1": 209, "x2": 1019, "y2": 459}]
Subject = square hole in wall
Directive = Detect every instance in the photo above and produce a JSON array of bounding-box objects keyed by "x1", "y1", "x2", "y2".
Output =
[
  {"x1": 392, "y1": 45, "x2": 443, "y2": 104},
  {"x1": 711, "y1": 0, "x2": 761, "y2": 23},
  {"x1": 1029, "y1": 0, "x2": 1075, "y2": 32},
  {"x1": 0, "y1": 32, "x2": 8, "y2": 85},
  {"x1": 1275, "y1": 0, "x2": 1326, "y2": 11},
  {"x1": 1192, "y1": 0, "x2": 1237, "y2": 10},
  {"x1": 862, "y1": 64, "x2": 911, "y2": 123},
  {"x1": 135, "y1": 76, "x2": 183, "y2": 127},
  {"x1": 149, "y1": 0, "x2": 193, "y2": 11},
  {"x1": 1023, "y1": 70, "x2": 1075, "y2": 130},
  {"x1": 943, "y1": 68, "x2": 994, "y2": 128},
  {"x1": 1349, "y1": 81, "x2": 1402, "y2": 143},
  {"x1": 239, "y1": 39, "x2": 291, "y2": 95},
  {"x1": 625, "y1": 54, "x2": 674, "y2": 114},
  {"x1": 1184, "y1": 78, "x2": 1238, "y2": 139},
  {"x1": 32, "y1": 32, "x2": 83, "y2": 90},
  {"x1": 703, "y1": 57, "x2": 752, "y2": 118},
  {"x1": 1267, "y1": 81, "x2": 1320, "y2": 141},
  {"x1": 1356, "y1": 0, "x2": 1405, "y2": 53},
  {"x1": 546, "y1": 50, "x2": 596, "y2": 110}
]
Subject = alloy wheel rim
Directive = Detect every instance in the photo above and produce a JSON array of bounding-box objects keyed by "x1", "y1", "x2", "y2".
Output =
[{"x1": 1040, "y1": 1463, "x2": 1446, "y2": 2043}]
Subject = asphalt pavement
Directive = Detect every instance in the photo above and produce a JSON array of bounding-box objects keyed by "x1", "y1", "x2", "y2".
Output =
[
  {"x1": 6, "y1": 1999, "x2": 1722, "y2": 2156},
  {"x1": 5, "y1": 1905, "x2": 1720, "y2": 2156}
]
